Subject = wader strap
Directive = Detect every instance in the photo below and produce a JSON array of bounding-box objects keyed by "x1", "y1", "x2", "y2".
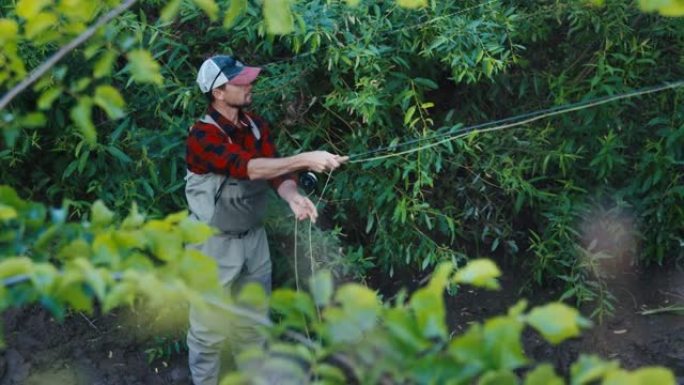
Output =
[
  {"x1": 214, "y1": 178, "x2": 228, "y2": 205},
  {"x1": 244, "y1": 114, "x2": 261, "y2": 140},
  {"x1": 210, "y1": 114, "x2": 261, "y2": 205},
  {"x1": 198, "y1": 112, "x2": 262, "y2": 205}
]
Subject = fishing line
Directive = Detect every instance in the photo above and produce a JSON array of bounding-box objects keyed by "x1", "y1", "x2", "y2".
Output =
[
  {"x1": 347, "y1": 80, "x2": 684, "y2": 163},
  {"x1": 291, "y1": 171, "x2": 333, "y2": 320},
  {"x1": 294, "y1": 217, "x2": 300, "y2": 291},
  {"x1": 288, "y1": 79, "x2": 684, "y2": 287}
]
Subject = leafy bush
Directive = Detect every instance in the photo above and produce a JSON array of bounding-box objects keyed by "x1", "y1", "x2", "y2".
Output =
[
  {"x1": 219, "y1": 260, "x2": 676, "y2": 384},
  {"x1": 0, "y1": 184, "x2": 220, "y2": 331}
]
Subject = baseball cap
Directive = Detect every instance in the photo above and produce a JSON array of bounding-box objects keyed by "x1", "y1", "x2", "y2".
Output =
[{"x1": 196, "y1": 55, "x2": 262, "y2": 93}]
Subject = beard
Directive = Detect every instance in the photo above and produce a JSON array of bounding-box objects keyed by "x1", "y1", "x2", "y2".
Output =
[
  {"x1": 225, "y1": 101, "x2": 251, "y2": 109},
  {"x1": 227, "y1": 94, "x2": 252, "y2": 108}
]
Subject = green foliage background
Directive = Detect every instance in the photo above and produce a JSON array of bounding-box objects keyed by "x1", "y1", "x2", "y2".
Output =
[
  {"x1": 3, "y1": 0, "x2": 682, "y2": 296},
  {"x1": 0, "y1": 0, "x2": 683, "y2": 382}
]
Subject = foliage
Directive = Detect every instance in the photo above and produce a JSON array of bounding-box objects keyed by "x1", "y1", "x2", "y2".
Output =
[
  {"x1": 638, "y1": 0, "x2": 684, "y2": 16},
  {"x1": 0, "y1": 184, "x2": 221, "y2": 342},
  {"x1": 0, "y1": 0, "x2": 682, "y2": 381},
  {"x1": 218, "y1": 260, "x2": 675, "y2": 385},
  {"x1": 144, "y1": 334, "x2": 187, "y2": 364},
  {"x1": 1, "y1": 0, "x2": 683, "y2": 313}
]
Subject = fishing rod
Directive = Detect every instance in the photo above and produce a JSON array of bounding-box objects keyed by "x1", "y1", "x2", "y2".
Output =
[
  {"x1": 298, "y1": 79, "x2": 684, "y2": 191},
  {"x1": 347, "y1": 80, "x2": 684, "y2": 162}
]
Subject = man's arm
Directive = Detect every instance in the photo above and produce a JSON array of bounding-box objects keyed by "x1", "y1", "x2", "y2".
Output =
[
  {"x1": 277, "y1": 179, "x2": 318, "y2": 222},
  {"x1": 247, "y1": 151, "x2": 348, "y2": 180}
]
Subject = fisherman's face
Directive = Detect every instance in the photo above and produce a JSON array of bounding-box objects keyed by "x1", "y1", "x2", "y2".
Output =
[{"x1": 213, "y1": 82, "x2": 253, "y2": 108}]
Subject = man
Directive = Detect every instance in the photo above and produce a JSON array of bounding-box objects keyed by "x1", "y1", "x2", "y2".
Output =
[{"x1": 185, "y1": 55, "x2": 347, "y2": 385}]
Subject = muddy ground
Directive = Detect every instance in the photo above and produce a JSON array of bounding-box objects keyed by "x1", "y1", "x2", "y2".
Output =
[{"x1": 0, "y1": 265, "x2": 682, "y2": 384}]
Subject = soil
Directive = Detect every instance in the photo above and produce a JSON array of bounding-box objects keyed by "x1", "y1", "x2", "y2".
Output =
[
  {"x1": 0, "y1": 265, "x2": 682, "y2": 385},
  {"x1": 0, "y1": 306, "x2": 191, "y2": 385}
]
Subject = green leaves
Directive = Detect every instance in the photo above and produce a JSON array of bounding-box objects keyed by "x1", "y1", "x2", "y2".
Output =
[
  {"x1": 324, "y1": 284, "x2": 380, "y2": 343},
  {"x1": 58, "y1": 0, "x2": 98, "y2": 22},
  {"x1": 396, "y1": 0, "x2": 427, "y2": 8},
  {"x1": 179, "y1": 216, "x2": 215, "y2": 244},
  {"x1": 126, "y1": 50, "x2": 163, "y2": 85},
  {"x1": 224, "y1": 0, "x2": 247, "y2": 28},
  {"x1": 410, "y1": 262, "x2": 451, "y2": 339},
  {"x1": 93, "y1": 51, "x2": 117, "y2": 78},
  {"x1": 0, "y1": 257, "x2": 33, "y2": 280},
  {"x1": 0, "y1": 186, "x2": 224, "y2": 323},
  {"x1": 482, "y1": 315, "x2": 527, "y2": 369},
  {"x1": 571, "y1": 358, "x2": 674, "y2": 385},
  {"x1": 603, "y1": 367, "x2": 676, "y2": 385},
  {"x1": 453, "y1": 259, "x2": 502, "y2": 290},
  {"x1": 91, "y1": 200, "x2": 115, "y2": 227},
  {"x1": 524, "y1": 364, "x2": 564, "y2": 385},
  {"x1": 263, "y1": 0, "x2": 294, "y2": 35},
  {"x1": 24, "y1": 12, "x2": 57, "y2": 39},
  {"x1": 70, "y1": 97, "x2": 96, "y2": 144},
  {"x1": 271, "y1": 288, "x2": 316, "y2": 328},
  {"x1": 259, "y1": 259, "x2": 676, "y2": 385},
  {"x1": 37, "y1": 88, "x2": 62, "y2": 110},
  {"x1": 160, "y1": 0, "x2": 183, "y2": 22},
  {"x1": 309, "y1": 269, "x2": 333, "y2": 307},
  {"x1": 526, "y1": 303, "x2": 591, "y2": 344},
  {"x1": 16, "y1": 0, "x2": 51, "y2": 19},
  {"x1": 570, "y1": 355, "x2": 621, "y2": 384},
  {"x1": 193, "y1": 0, "x2": 220, "y2": 21},
  {"x1": 121, "y1": 203, "x2": 145, "y2": 229},
  {"x1": 0, "y1": 205, "x2": 18, "y2": 221},
  {"x1": 0, "y1": 19, "x2": 19, "y2": 43},
  {"x1": 479, "y1": 370, "x2": 519, "y2": 385},
  {"x1": 639, "y1": 0, "x2": 684, "y2": 15},
  {"x1": 94, "y1": 85, "x2": 126, "y2": 119}
]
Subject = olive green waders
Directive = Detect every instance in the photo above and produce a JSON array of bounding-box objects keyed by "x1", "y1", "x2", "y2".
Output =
[{"x1": 185, "y1": 115, "x2": 272, "y2": 385}]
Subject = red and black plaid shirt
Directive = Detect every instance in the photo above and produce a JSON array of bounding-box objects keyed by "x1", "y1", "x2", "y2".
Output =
[{"x1": 186, "y1": 106, "x2": 294, "y2": 190}]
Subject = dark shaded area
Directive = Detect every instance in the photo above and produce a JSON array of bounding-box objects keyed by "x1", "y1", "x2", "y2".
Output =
[{"x1": 0, "y1": 307, "x2": 190, "y2": 385}]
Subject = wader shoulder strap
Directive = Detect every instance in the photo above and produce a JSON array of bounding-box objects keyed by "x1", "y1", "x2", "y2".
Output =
[
  {"x1": 197, "y1": 113, "x2": 261, "y2": 204},
  {"x1": 195, "y1": 114, "x2": 232, "y2": 204},
  {"x1": 244, "y1": 114, "x2": 261, "y2": 140},
  {"x1": 214, "y1": 178, "x2": 228, "y2": 205}
]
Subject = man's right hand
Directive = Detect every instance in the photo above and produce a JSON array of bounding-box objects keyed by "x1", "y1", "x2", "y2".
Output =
[{"x1": 301, "y1": 151, "x2": 349, "y2": 173}]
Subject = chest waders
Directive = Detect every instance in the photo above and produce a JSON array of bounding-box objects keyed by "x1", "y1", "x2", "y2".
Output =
[{"x1": 186, "y1": 114, "x2": 272, "y2": 385}]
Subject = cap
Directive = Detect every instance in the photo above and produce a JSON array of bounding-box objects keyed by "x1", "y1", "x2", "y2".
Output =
[{"x1": 196, "y1": 55, "x2": 261, "y2": 93}]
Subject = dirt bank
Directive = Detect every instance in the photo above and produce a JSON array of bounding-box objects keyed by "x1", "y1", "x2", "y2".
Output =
[{"x1": 0, "y1": 306, "x2": 190, "y2": 385}]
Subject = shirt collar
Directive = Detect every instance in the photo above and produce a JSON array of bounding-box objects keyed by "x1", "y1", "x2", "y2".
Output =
[{"x1": 207, "y1": 105, "x2": 247, "y2": 136}]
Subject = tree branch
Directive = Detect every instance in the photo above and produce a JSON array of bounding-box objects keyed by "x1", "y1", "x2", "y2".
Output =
[{"x1": 0, "y1": 0, "x2": 138, "y2": 111}]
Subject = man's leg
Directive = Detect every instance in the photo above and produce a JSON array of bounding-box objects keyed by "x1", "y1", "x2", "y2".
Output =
[
  {"x1": 229, "y1": 227, "x2": 272, "y2": 367},
  {"x1": 188, "y1": 235, "x2": 245, "y2": 385}
]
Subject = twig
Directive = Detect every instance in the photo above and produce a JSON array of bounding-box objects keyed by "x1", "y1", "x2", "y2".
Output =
[
  {"x1": 0, "y1": 0, "x2": 138, "y2": 111},
  {"x1": 79, "y1": 311, "x2": 100, "y2": 331},
  {"x1": 659, "y1": 289, "x2": 684, "y2": 301},
  {"x1": 639, "y1": 305, "x2": 684, "y2": 316}
]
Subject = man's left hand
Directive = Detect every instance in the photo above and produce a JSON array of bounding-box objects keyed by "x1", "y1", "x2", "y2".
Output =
[{"x1": 287, "y1": 194, "x2": 318, "y2": 222}]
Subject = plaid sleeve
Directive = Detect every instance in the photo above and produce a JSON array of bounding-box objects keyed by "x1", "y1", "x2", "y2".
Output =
[
  {"x1": 254, "y1": 117, "x2": 297, "y2": 191},
  {"x1": 186, "y1": 123, "x2": 254, "y2": 179}
]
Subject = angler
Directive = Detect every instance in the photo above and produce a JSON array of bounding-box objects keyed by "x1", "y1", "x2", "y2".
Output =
[{"x1": 185, "y1": 54, "x2": 348, "y2": 385}]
